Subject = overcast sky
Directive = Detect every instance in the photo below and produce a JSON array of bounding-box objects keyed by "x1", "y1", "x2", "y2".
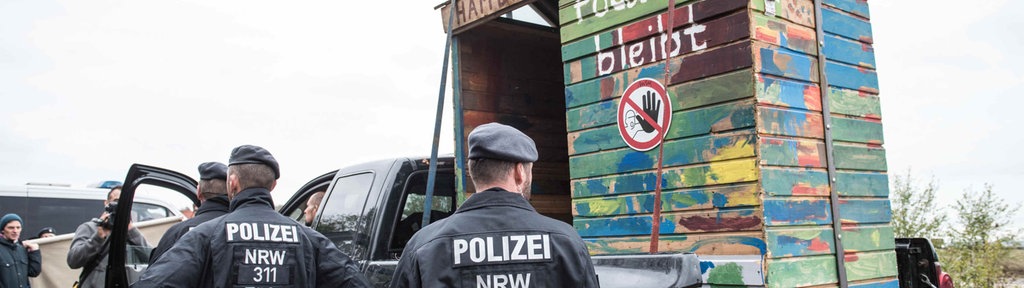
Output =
[{"x1": 2, "y1": 0, "x2": 1021, "y2": 228}]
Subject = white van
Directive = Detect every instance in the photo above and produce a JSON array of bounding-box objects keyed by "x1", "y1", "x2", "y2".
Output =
[{"x1": 0, "y1": 183, "x2": 184, "y2": 239}]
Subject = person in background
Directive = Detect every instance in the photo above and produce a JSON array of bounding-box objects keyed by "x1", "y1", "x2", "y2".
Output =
[
  {"x1": 149, "y1": 162, "x2": 231, "y2": 263},
  {"x1": 135, "y1": 145, "x2": 369, "y2": 287},
  {"x1": 34, "y1": 227, "x2": 57, "y2": 239},
  {"x1": 304, "y1": 191, "x2": 326, "y2": 226},
  {"x1": 0, "y1": 213, "x2": 41, "y2": 287},
  {"x1": 66, "y1": 186, "x2": 149, "y2": 288}
]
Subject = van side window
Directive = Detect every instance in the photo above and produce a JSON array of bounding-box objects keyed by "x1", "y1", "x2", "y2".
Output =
[
  {"x1": 316, "y1": 172, "x2": 375, "y2": 261},
  {"x1": 133, "y1": 202, "x2": 172, "y2": 221},
  {"x1": 389, "y1": 171, "x2": 456, "y2": 253}
]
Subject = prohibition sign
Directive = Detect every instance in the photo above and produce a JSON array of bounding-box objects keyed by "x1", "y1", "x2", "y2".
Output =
[{"x1": 617, "y1": 78, "x2": 672, "y2": 151}]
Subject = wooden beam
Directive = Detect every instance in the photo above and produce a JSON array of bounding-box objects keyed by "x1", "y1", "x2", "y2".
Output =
[{"x1": 438, "y1": 0, "x2": 537, "y2": 35}]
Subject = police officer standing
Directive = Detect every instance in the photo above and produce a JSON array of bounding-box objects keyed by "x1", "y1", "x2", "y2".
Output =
[
  {"x1": 148, "y1": 162, "x2": 231, "y2": 263},
  {"x1": 390, "y1": 123, "x2": 599, "y2": 288},
  {"x1": 135, "y1": 145, "x2": 370, "y2": 288}
]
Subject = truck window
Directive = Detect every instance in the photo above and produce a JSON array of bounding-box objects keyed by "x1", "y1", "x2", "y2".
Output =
[
  {"x1": 316, "y1": 172, "x2": 375, "y2": 261},
  {"x1": 389, "y1": 171, "x2": 456, "y2": 253}
]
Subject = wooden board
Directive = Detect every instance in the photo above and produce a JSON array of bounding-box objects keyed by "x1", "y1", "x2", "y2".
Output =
[
  {"x1": 757, "y1": 106, "x2": 825, "y2": 139},
  {"x1": 763, "y1": 198, "x2": 832, "y2": 226},
  {"x1": 749, "y1": 0, "x2": 815, "y2": 28},
  {"x1": 761, "y1": 167, "x2": 830, "y2": 197},
  {"x1": 823, "y1": 0, "x2": 870, "y2": 19},
  {"x1": 825, "y1": 60, "x2": 879, "y2": 93},
  {"x1": 573, "y1": 183, "x2": 759, "y2": 216},
  {"x1": 569, "y1": 132, "x2": 755, "y2": 178},
  {"x1": 752, "y1": 12, "x2": 817, "y2": 56},
  {"x1": 823, "y1": 33, "x2": 876, "y2": 68},
  {"x1": 755, "y1": 74, "x2": 822, "y2": 112},
  {"x1": 834, "y1": 171, "x2": 889, "y2": 197},
  {"x1": 701, "y1": 255, "x2": 766, "y2": 286},
  {"x1": 832, "y1": 143, "x2": 886, "y2": 171},
  {"x1": 753, "y1": 42, "x2": 820, "y2": 83},
  {"x1": 759, "y1": 137, "x2": 827, "y2": 168},
  {"x1": 821, "y1": 7, "x2": 873, "y2": 43},
  {"x1": 765, "y1": 255, "x2": 838, "y2": 288},
  {"x1": 838, "y1": 199, "x2": 892, "y2": 224},
  {"x1": 845, "y1": 250, "x2": 898, "y2": 282},
  {"x1": 828, "y1": 86, "x2": 881, "y2": 119},
  {"x1": 565, "y1": 61, "x2": 666, "y2": 108},
  {"x1": 850, "y1": 279, "x2": 899, "y2": 288},
  {"x1": 439, "y1": 0, "x2": 534, "y2": 34},
  {"x1": 574, "y1": 208, "x2": 762, "y2": 237},
  {"x1": 830, "y1": 116, "x2": 883, "y2": 144},
  {"x1": 571, "y1": 158, "x2": 758, "y2": 197},
  {"x1": 584, "y1": 231, "x2": 766, "y2": 255},
  {"x1": 840, "y1": 224, "x2": 896, "y2": 253},
  {"x1": 765, "y1": 226, "x2": 835, "y2": 258}
]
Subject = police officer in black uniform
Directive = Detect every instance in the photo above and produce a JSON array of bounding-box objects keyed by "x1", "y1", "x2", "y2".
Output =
[
  {"x1": 390, "y1": 123, "x2": 599, "y2": 288},
  {"x1": 136, "y1": 145, "x2": 370, "y2": 288},
  {"x1": 149, "y1": 162, "x2": 231, "y2": 263}
]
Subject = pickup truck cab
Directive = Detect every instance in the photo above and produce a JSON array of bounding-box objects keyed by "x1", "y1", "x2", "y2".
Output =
[{"x1": 103, "y1": 160, "x2": 701, "y2": 287}]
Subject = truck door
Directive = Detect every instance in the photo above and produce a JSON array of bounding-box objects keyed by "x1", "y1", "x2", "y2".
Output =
[{"x1": 106, "y1": 164, "x2": 199, "y2": 287}]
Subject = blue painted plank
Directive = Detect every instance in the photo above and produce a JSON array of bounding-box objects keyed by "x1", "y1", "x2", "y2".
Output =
[
  {"x1": 826, "y1": 61, "x2": 879, "y2": 93},
  {"x1": 824, "y1": 0, "x2": 871, "y2": 19},
  {"x1": 764, "y1": 198, "x2": 833, "y2": 226},
  {"x1": 756, "y1": 45, "x2": 819, "y2": 82},
  {"x1": 824, "y1": 33, "x2": 876, "y2": 68},
  {"x1": 822, "y1": 7, "x2": 873, "y2": 43},
  {"x1": 839, "y1": 199, "x2": 893, "y2": 224}
]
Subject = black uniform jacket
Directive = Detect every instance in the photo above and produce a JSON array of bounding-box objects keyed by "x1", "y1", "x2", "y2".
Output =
[
  {"x1": 148, "y1": 195, "x2": 230, "y2": 263},
  {"x1": 135, "y1": 188, "x2": 370, "y2": 288},
  {"x1": 390, "y1": 188, "x2": 599, "y2": 288}
]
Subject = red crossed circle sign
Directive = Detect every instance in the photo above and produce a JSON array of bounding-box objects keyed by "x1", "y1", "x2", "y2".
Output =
[{"x1": 617, "y1": 78, "x2": 672, "y2": 151}]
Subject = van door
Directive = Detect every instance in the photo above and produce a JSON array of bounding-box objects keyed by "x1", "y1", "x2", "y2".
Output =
[{"x1": 106, "y1": 164, "x2": 198, "y2": 288}]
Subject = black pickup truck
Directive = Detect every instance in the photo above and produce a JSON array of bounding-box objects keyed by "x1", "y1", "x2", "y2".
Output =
[{"x1": 103, "y1": 158, "x2": 702, "y2": 287}]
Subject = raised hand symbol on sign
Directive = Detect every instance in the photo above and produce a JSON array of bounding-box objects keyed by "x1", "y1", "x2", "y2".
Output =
[{"x1": 633, "y1": 91, "x2": 661, "y2": 133}]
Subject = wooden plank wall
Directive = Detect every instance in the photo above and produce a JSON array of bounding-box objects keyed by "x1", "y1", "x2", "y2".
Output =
[
  {"x1": 454, "y1": 20, "x2": 574, "y2": 223},
  {"x1": 754, "y1": 0, "x2": 897, "y2": 286},
  {"x1": 560, "y1": 1, "x2": 769, "y2": 278}
]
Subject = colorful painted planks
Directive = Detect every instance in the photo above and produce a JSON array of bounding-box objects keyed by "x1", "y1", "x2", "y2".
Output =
[
  {"x1": 759, "y1": 137, "x2": 827, "y2": 168},
  {"x1": 753, "y1": 42, "x2": 820, "y2": 83},
  {"x1": 828, "y1": 86, "x2": 881, "y2": 119},
  {"x1": 765, "y1": 226, "x2": 835, "y2": 258},
  {"x1": 850, "y1": 279, "x2": 900, "y2": 288},
  {"x1": 573, "y1": 183, "x2": 759, "y2": 217},
  {"x1": 834, "y1": 171, "x2": 889, "y2": 197},
  {"x1": 831, "y1": 116, "x2": 883, "y2": 144},
  {"x1": 755, "y1": 74, "x2": 822, "y2": 111},
  {"x1": 763, "y1": 198, "x2": 832, "y2": 226},
  {"x1": 765, "y1": 255, "x2": 838, "y2": 287},
  {"x1": 700, "y1": 255, "x2": 766, "y2": 285},
  {"x1": 824, "y1": 0, "x2": 870, "y2": 19},
  {"x1": 750, "y1": 0, "x2": 815, "y2": 28},
  {"x1": 571, "y1": 158, "x2": 758, "y2": 197},
  {"x1": 752, "y1": 13, "x2": 817, "y2": 56},
  {"x1": 824, "y1": 33, "x2": 876, "y2": 68},
  {"x1": 833, "y1": 143, "x2": 887, "y2": 171},
  {"x1": 574, "y1": 208, "x2": 762, "y2": 237},
  {"x1": 821, "y1": 6, "x2": 873, "y2": 43},
  {"x1": 569, "y1": 131, "x2": 755, "y2": 178},
  {"x1": 826, "y1": 60, "x2": 879, "y2": 93},
  {"x1": 761, "y1": 167, "x2": 830, "y2": 196},
  {"x1": 584, "y1": 232, "x2": 766, "y2": 255},
  {"x1": 757, "y1": 106, "x2": 825, "y2": 139},
  {"x1": 565, "y1": 61, "x2": 666, "y2": 108}
]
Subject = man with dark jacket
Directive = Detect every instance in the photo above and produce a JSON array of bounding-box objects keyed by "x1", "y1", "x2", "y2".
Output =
[
  {"x1": 149, "y1": 162, "x2": 231, "y2": 263},
  {"x1": 135, "y1": 145, "x2": 370, "y2": 288},
  {"x1": 390, "y1": 123, "x2": 599, "y2": 288},
  {"x1": 0, "y1": 213, "x2": 41, "y2": 288},
  {"x1": 66, "y1": 186, "x2": 148, "y2": 288}
]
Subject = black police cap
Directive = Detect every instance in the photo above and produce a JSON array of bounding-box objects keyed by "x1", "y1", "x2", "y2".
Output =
[
  {"x1": 197, "y1": 162, "x2": 228, "y2": 180},
  {"x1": 467, "y1": 123, "x2": 538, "y2": 163},
  {"x1": 228, "y1": 145, "x2": 280, "y2": 179}
]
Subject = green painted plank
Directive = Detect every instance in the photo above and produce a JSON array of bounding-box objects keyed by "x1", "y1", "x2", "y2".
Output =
[
  {"x1": 828, "y1": 86, "x2": 881, "y2": 119},
  {"x1": 560, "y1": 0, "x2": 669, "y2": 42},
  {"x1": 755, "y1": 73, "x2": 822, "y2": 112},
  {"x1": 833, "y1": 144, "x2": 886, "y2": 171},
  {"x1": 583, "y1": 232, "x2": 767, "y2": 255},
  {"x1": 834, "y1": 171, "x2": 888, "y2": 197},
  {"x1": 761, "y1": 167, "x2": 830, "y2": 196},
  {"x1": 830, "y1": 116, "x2": 883, "y2": 144},
  {"x1": 571, "y1": 158, "x2": 759, "y2": 197},
  {"x1": 764, "y1": 198, "x2": 833, "y2": 226},
  {"x1": 574, "y1": 208, "x2": 763, "y2": 237},
  {"x1": 759, "y1": 137, "x2": 827, "y2": 168},
  {"x1": 569, "y1": 132, "x2": 755, "y2": 179},
  {"x1": 568, "y1": 99, "x2": 756, "y2": 154},
  {"x1": 766, "y1": 255, "x2": 838, "y2": 288},
  {"x1": 840, "y1": 225, "x2": 896, "y2": 253},
  {"x1": 752, "y1": 12, "x2": 818, "y2": 56},
  {"x1": 670, "y1": 68, "x2": 755, "y2": 110},
  {"x1": 572, "y1": 183, "x2": 759, "y2": 217},
  {"x1": 766, "y1": 226, "x2": 835, "y2": 258},
  {"x1": 750, "y1": 0, "x2": 815, "y2": 28},
  {"x1": 839, "y1": 198, "x2": 892, "y2": 224},
  {"x1": 757, "y1": 106, "x2": 825, "y2": 139},
  {"x1": 845, "y1": 250, "x2": 898, "y2": 281}
]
